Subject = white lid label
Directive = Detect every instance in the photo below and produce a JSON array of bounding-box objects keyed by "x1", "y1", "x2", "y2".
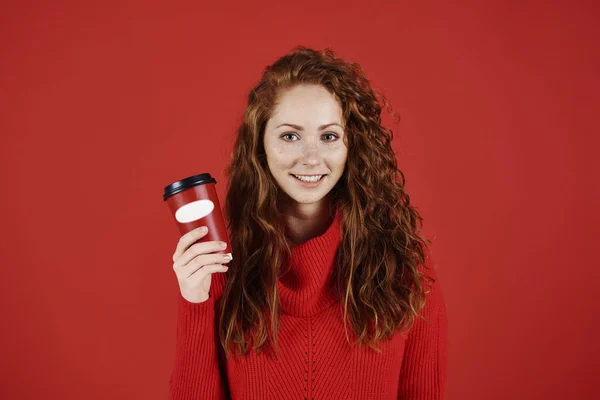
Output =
[{"x1": 175, "y1": 199, "x2": 215, "y2": 223}]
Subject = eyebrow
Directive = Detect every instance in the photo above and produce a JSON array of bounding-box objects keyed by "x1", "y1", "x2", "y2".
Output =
[{"x1": 275, "y1": 123, "x2": 344, "y2": 131}]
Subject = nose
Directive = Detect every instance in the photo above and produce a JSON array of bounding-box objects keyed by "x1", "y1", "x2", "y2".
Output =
[{"x1": 300, "y1": 141, "x2": 320, "y2": 166}]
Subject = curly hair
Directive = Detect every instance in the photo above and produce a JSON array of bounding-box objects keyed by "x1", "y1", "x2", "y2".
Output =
[{"x1": 218, "y1": 45, "x2": 435, "y2": 359}]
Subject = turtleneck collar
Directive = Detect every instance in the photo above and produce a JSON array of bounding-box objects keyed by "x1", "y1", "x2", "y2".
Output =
[{"x1": 277, "y1": 206, "x2": 343, "y2": 317}]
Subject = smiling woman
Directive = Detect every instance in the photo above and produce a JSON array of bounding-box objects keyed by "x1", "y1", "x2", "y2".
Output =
[
  {"x1": 263, "y1": 84, "x2": 348, "y2": 216},
  {"x1": 168, "y1": 46, "x2": 447, "y2": 400}
]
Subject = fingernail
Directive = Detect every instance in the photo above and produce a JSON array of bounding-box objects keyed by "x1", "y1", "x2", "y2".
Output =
[
  {"x1": 220, "y1": 242, "x2": 227, "y2": 248},
  {"x1": 199, "y1": 226, "x2": 207, "y2": 232}
]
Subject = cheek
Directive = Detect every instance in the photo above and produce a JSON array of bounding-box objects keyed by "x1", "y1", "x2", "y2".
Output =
[
  {"x1": 268, "y1": 146, "x2": 295, "y2": 170},
  {"x1": 330, "y1": 148, "x2": 348, "y2": 169},
  {"x1": 273, "y1": 147, "x2": 291, "y2": 162},
  {"x1": 265, "y1": 142, "x2": 285, "y2": 160}
]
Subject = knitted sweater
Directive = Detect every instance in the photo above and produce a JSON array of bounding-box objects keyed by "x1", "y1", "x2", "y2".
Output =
[{"x1": 169, "y1": 207, "x2": 447, "y2": 399}]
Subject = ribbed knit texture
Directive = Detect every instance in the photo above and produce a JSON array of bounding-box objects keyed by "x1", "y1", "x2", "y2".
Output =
[{"x1": 169, "y1": 206, "x2": 448, "y2": 399}]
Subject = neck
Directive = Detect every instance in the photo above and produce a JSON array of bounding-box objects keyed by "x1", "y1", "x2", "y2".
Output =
[
  {"x1": 277, "y1": 204, "x2": 343, "y2": 317},
  {"x1": 281, "y1": 197, "x2": 337, "y2": 246}
]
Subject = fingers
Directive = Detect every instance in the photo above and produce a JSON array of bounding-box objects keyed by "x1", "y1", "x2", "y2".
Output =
[
  {"x1": 174, "y1": 252, "x2": 232, "y2": 279},
  {"x1": 172, "y1": 226, "x2": 208, "y2": 263},
  {"x1": 187, "y1": 263, "x2": 230, "y2": 282},
  {"x1": 175, "y1": 240, "x2": 226, "y2": 268}
]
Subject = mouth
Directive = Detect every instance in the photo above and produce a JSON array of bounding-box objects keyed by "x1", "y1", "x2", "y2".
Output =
[{"x1": 290, "y1": 173, "x2": 327, "y2": 186}]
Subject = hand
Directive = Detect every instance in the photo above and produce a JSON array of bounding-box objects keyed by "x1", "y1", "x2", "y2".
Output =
[{"x1": 171, "y1": 226, "x2": 231, "y2": 303}]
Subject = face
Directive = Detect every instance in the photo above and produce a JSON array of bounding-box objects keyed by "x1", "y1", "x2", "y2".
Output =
[{"x1": 263, "y1": 84, "x2": 348, "y2": 209}]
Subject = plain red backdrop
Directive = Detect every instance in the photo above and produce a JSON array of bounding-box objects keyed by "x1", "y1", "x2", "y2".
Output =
[{"x1": 1, "y1": 1, "x2": 598, "y2": 399}]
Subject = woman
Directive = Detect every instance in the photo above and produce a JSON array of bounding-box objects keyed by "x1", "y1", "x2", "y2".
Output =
[{"x1": 169, "y1": 46, "x2": 447, "y2": 399}]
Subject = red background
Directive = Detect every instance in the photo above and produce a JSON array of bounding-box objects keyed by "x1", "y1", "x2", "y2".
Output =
[{"x1": 1, "y1": 1, "x2": 598, "y2": 399}]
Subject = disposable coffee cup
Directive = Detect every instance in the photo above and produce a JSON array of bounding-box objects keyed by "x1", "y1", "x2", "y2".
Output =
[{"x1": 163, "y1": 173, "x2": 232, "y2": 259}]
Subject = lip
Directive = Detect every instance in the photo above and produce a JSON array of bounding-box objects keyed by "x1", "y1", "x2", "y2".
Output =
[{"x1": 290, "y1": 174, "x2": 326, "y2": 188}]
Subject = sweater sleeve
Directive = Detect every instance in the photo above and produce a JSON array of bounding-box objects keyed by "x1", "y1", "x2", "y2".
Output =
[
  {"x1": 168, "y1": 293, "x2": 227, "y2": 400},
  {"x1": 397, "y1": 261, "x2": 448, "y2": 400}
]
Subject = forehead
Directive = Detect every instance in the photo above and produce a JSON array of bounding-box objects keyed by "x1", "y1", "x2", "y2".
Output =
[{"x1": 270, "y1": 85, "x2": 343, "y2": 123}]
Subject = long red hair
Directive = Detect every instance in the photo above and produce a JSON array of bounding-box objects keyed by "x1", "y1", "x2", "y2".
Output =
[{"x1": 219, "y1": 46, "x2": 435, "y2": 359}]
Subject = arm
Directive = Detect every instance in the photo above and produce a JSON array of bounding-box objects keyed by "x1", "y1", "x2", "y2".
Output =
[
  {"x1": 168, "y1": 293, "x2": 227, "y2": 400},
  {"x1": 397, "y1": 261, "x2": 448, "y2": 400}
]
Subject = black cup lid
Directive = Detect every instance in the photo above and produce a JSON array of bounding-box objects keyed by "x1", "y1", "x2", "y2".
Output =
[{"x1": 163, "y1": 173, "x2": 216, "y2": 201}]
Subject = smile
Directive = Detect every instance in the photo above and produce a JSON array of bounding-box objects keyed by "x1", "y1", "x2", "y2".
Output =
[
  {"x1": 290, "y1": 174, "x2": 326, "y2": 187},
  {"x1": 292, "y1": 174, "x2": 325, "y2": 182}
]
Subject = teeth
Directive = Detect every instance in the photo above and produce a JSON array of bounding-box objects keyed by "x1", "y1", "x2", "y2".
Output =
[{"x1": 293, "y1": 175, "x2": 323, "y2": 182}]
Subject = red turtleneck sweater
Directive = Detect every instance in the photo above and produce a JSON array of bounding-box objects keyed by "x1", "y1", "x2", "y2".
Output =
[{"x1": 169, "y1": 208, "x2": 447, "y2": 399}]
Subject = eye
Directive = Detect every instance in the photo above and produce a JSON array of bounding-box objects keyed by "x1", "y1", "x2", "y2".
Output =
[
  {"x1": 281, "y1": 132, "x2": 299, "y2": 141},
  {"x1": 280, "y1": 132, "x2": 340, "y2": 142},
  {"x1": 323, "y1": 133, "x2": 339, "y2": 142}
]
